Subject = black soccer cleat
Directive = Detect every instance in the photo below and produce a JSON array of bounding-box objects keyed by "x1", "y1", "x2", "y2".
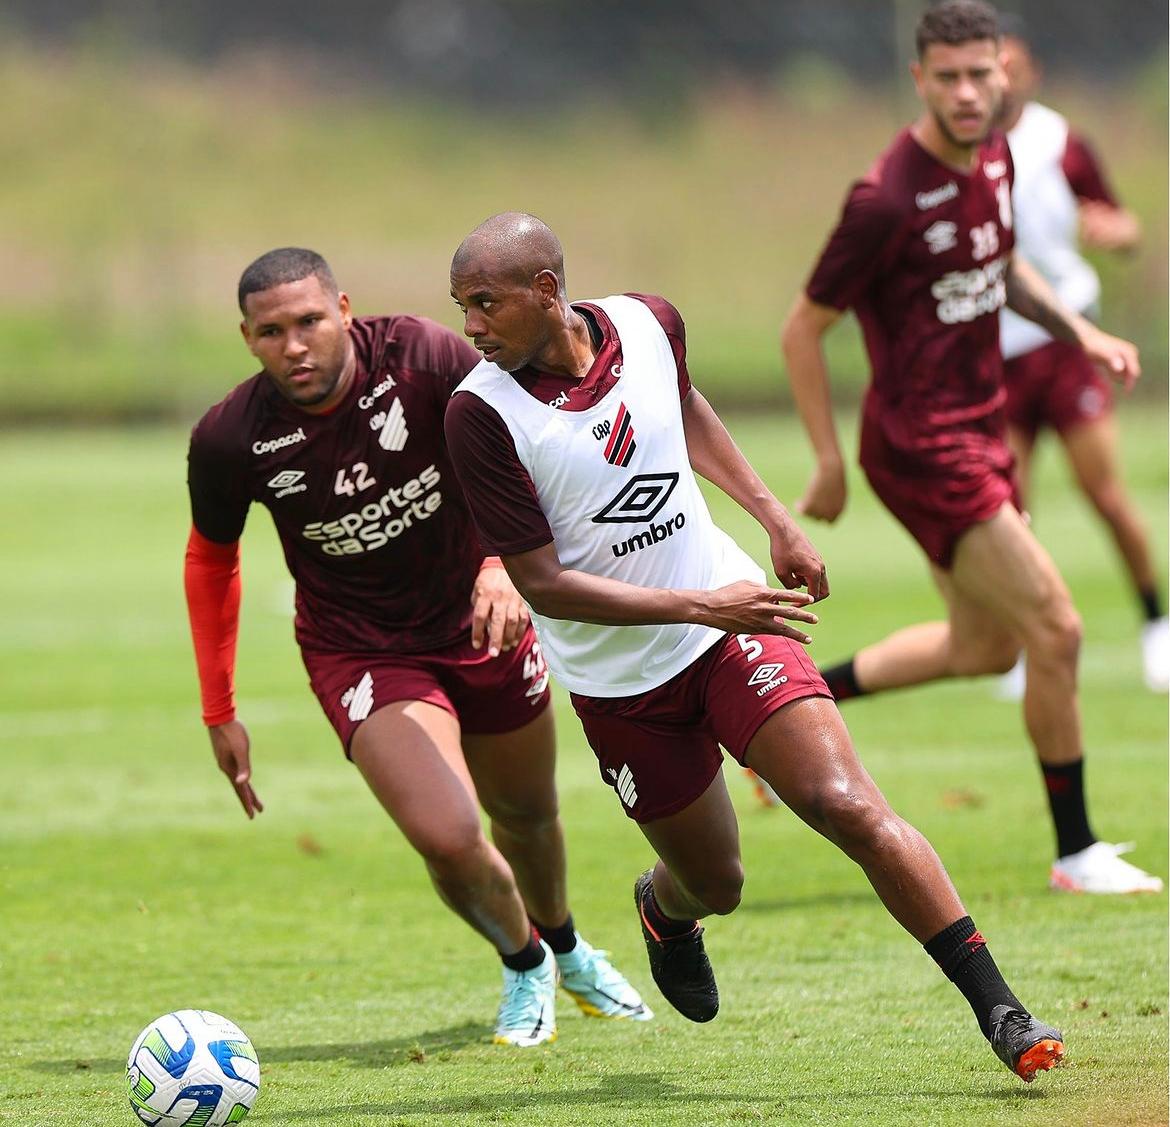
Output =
[
  {"x1": 988, "y1": 1004, "x2": 1065, "y2": 1082},
  {"x1": 634, "y1": 869, "x2": 719, "y2": 1023}
]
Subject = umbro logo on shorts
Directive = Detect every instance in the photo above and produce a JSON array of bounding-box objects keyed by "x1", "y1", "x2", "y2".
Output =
[
  {"x1": 602, "y1": 402, "x2": 637, "y2": 467},
  {"x1": 341, "y1": 672, "x2": 374, "y2": 722},
  {"x1": 749, "y1": 663, "x2": 788, "y2": 696}
]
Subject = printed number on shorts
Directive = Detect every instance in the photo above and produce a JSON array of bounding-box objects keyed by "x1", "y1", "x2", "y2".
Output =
[
  {"x1": 523, "y1": 641, "x2": 547, "y2": 681},
  {"x1": 334, "y1": 461, "x2": 376, "y2": 497},
  {"x1": 736, "y1": 634, "x2": 763, "y2": 661}
]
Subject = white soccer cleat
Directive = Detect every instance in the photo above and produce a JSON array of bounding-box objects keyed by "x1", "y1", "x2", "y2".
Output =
[
  {"x1": 993, "y1": 654, "x2": 1026, "y2": 701},
  {"x1": 556, "y1": 933, "x2": 653, "y2": 1021},
  {"x1": 494, "y1": 941, "x2": 558, "y2": 1046},
  {"x1": 1050, "y1": 841, "x2": 1164, "y2": 894},
  {"x1": 1141, "y1": 617, "x2": 1169, "y2": 693}
]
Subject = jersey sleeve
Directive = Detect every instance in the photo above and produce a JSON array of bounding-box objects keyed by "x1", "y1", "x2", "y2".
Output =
[
  {"x1": 187, "y1": 415, "x2": 252, "y2": 544},
  {"x1": 444, "y1": 392, "x2": 554, "y2": 556},
  {"x1": 1062, "y1": 132, "x2": 1119, "y2": 206},
  {"x1": 626, "y1": 293, "x2": 692, "y2": 400},
  {"x1": 805, "y1": 179, "x2": 903, "y2": 311}
]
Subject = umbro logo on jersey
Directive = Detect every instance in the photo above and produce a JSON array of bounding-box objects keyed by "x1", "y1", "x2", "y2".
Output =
[
  {"x1": 749, "y1": 663, "x2": 788, "y2": 696},
  {"x1": 615, "y1": 764, "x2": 638, "y2": 809},
  {"x1": 915, "y1": 181, "x2": 959, "y2": 210},
  {"x1": 341, "y1": 672, "x2": 374, "y2": 722},
  {"x1": 983, "y1": 159, "x2": 1007, "y2": 180},
  {"x1": 602, "y1": 402, "x2": 636, "y2": 466},
  {"x1": 267, "y1": 470, "x2": 308, "y2": 498},
  {"x1": 370, "y1": 397, "x2": 409, "y2": 451},
  {"x1": 924, "y1": 220, "x2": 958, "y2": 255},
  {"x1": 593, "y1": 473, "x2": 679, "y2": 524}
]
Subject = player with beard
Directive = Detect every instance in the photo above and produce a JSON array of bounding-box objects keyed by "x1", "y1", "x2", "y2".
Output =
[
  {"x1": 779, "y1": 1, "x2": 1161, "y2": 893},
  {"x1": 445, "y1": 210, "x2": 1065, "y2": 1082},
  {"x1": 994, "y1": 18, "x2": 1168, "y2": 698},
  {"x1": 184, "y1": 247, "x2": 651, "y2": 1048}
]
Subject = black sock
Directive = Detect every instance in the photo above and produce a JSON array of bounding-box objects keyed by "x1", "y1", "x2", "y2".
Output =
[
  {"x1": 501, "y1": 928, "x2": 546, "y2": 972},
  {"x1": 924, "y1": 916, "x2": 1023, "y2": 1037},
  {"x1": 821, "y1": 658, "x2": 865, "y2": 702},
  {"x1": 1139, "y1": 587, "x2": 1163, "y2": 623},
  {"x1": 638, "y1": 878, "x2": 698, "y2": 941},
  {"x1": 1042, "y1": 759, "x2": 1096, "y2": 858},
  {"x1": 531, "y1": 913, "x2": 576, "y2": 955}
]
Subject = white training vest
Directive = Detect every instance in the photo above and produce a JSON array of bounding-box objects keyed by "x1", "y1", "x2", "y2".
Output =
[
  {"x1": 457, "y1": 294, "x2": 763, "y2": 697},
  {"x1": 1000, "y1": 102, "x2": 1102, "y2": 360}
]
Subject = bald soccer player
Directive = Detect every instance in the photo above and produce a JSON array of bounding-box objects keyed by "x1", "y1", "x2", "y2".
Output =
[{"x1": 444, "y1": 210, "x2": 1065, "y2": 1083}]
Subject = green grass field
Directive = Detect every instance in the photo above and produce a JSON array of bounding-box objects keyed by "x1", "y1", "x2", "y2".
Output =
[{"x1": 1, "y1": 408, "x2": 1166, "y2": 1126}]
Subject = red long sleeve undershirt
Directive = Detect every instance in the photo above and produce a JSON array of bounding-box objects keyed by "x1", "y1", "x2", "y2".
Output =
[{"x1": 184, "y1": 526, "x2": 241, "y2": 726}]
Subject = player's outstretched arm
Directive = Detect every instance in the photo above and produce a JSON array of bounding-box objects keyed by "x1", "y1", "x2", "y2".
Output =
[
  {"x1": 780, "y1": 295, "x2": 848, "y2": 523},
  {"x1": 502, "y1": 543, "x2": 818, "y2": 643},
  {"x1": 1006, "y1": 255, "x2": 1140, "y2": 390},
  {"x1": 208, "y1": 719, "x2": 264, "y2": 820},
  {"x1": 470, "y1": 557, "x2": 531, "y2": 657},
  {"x1": 681, "y1": 388, "x2": 828, "y2": 601}
]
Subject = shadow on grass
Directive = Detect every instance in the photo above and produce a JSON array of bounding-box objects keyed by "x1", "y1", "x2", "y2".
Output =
[
  {"x1": 262, "y1": 1069, "x2": 1013, "y2": 1121},
  {"x1": 30, "y1": 1021, "x2": 487, "y2": 1076},
  {"x1": 736, "y1": 890, "x2": 875, "y2": 913}
]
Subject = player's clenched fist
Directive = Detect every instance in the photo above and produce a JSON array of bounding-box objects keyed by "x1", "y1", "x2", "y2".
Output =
[
  {"x1": 795, "y1": 460, "x2": 847, "y2": 525},
  {"x1": 697, "y1": 580, "x2": 819, "y2": 643}
]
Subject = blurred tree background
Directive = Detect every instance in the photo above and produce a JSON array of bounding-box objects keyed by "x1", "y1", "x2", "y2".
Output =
[{"x1": 0, "y1": 0, "x2": 1165, "y2": 419}]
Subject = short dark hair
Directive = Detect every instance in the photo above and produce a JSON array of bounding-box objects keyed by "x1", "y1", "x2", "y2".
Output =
[
  {"x1": 238, "y1": 247, "x2": 338, "y2": 313},
  {"x1": 916, "y1": 0, "x2": 1001, "y2": 58}
]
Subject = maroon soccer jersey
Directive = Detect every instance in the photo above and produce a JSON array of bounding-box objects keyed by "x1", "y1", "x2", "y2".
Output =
[
  {"x1": 444, "y1": 294, "x2": 691, "y2": 556},
  {"x1": 188, "y1": 316, "x2": 483, "y2": 655},
  {"x1": 807, "y1": 129, "x2": 1016, "y2": 454}
]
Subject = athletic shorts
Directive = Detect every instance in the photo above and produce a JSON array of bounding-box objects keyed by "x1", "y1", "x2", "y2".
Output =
[
  {"x1": 860, "y1": 409, "x2": 1020, "y2": 571},
  {"x1": 570, "y1": 632, "x2": 831, "y2": 824},
  {"x1": 1004, "y1": 340, "x2": 1112, "y2": 438},
  {"x1": 302, "y1": 626, "x2": 551, "y2": 756}
]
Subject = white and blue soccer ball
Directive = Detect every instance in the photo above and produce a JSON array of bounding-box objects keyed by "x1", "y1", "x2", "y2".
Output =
[{"x1": 126, "y1": 1010, "x2": 260, "y2": 1126}]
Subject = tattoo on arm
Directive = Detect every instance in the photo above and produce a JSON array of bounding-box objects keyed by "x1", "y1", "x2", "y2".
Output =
[{"x1": 1005, "y1": 256, "x2": 1084, "y2": 345}]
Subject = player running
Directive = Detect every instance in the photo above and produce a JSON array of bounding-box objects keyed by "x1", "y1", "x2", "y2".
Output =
[
  {"x1": 779, "y1": 0, "x2": 1161, "y2": 894},
  {"x1": 184, "y1": 247, "x2": 651, "y2": 1048},
  {"x1": 445, "y1": 210, "x2": 1065, "y2": 1083},
  {"x1": 995, "y1": 18, "x2": 1168, "y2": 697}
]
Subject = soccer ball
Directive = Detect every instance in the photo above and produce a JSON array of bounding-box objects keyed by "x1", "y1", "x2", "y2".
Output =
[{"x1": 126, "y1": 1010, "x2": 260, "y2": 1125}]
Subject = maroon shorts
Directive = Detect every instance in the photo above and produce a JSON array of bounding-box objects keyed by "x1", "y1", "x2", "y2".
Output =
[
  {"x1": 570, "y1": 632, "x2": 831, "y2": 824},
  {"x1": 860, "y1": 412, "x2": 1020, "y2": 570},
  {"x1": 1004, "y1": 340, "x2": 1112, "y2": 438},
  {"x1": 302, "y1": 627, "x2": 551, "y2": 755}
]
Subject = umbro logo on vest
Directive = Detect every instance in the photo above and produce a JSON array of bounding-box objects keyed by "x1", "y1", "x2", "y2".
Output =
[{"x1": 602, "y1": 402, "x2": 637, "y2": 467}]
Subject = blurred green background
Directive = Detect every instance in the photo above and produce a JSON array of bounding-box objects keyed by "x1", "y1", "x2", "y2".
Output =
[{"x1": 0, "y1": 1, "x2": 1165, "y2": 420}]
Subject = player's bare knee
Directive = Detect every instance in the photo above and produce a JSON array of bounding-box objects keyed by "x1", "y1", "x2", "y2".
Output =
[
  {"x1": 417, "y1": 822, "x2": 489, "y2": 877},
  {"x1": 1027, "y1": 600, "x2": 1082, "y2": 666},
  {"x1": 816, "y1": 789, "x2": 892, "y2": 855}
]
